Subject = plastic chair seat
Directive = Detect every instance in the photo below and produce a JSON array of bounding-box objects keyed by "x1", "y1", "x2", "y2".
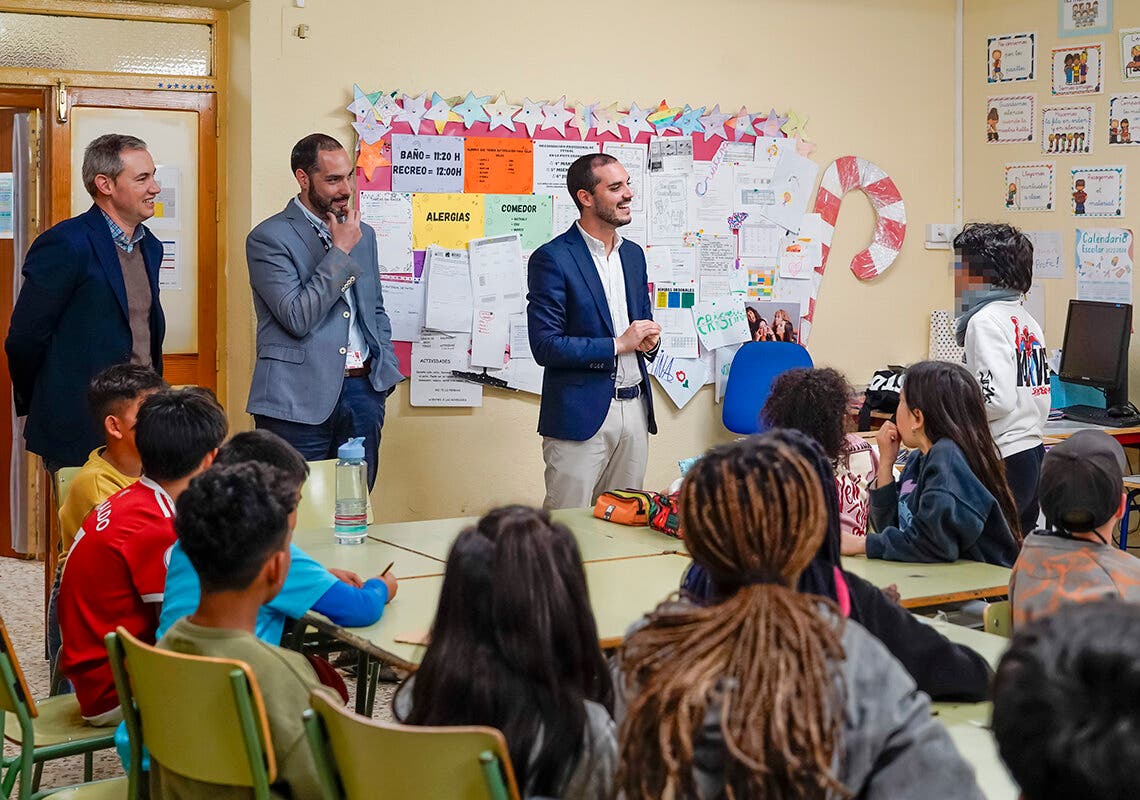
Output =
[
  {"x1": 3, "y1": 695, "x2": 115, "y2": 748},
  {"x1": 34, "y1": 776, "x2": 128, "y2": 799}
]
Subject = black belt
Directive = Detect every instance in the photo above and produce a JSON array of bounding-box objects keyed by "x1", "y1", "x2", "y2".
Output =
[
  {"x1": 345, "y1": 357, "x2": 372, "y2": 378},
  {"x1": 615, "y1": 383, "x2": 642, "y2": 400}
]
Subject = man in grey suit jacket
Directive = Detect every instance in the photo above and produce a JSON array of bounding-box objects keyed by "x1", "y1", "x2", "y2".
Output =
[{"x1": 246, "y1": 133, "x2": 401, "y2": 488}]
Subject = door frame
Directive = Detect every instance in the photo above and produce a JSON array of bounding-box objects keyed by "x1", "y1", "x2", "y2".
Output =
[{"x1": 55, "y1": 87, "x2": 218, "y2": 389}]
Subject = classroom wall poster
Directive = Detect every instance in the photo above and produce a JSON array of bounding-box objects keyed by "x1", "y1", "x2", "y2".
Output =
[
  {"x1": 482, "y1": 194, "x2": 553, "y2": 251},
  {"x1": 150, "y1": 165, "x2": 180, "y2": 228},
  {"x1": 986, "y1": 95, "x2": 1036, "y2": 143},
  {"x1": 648, "y1": 350, "x2": 707, "y2": 410},
  {"x1": 0, "y1": 172, "x2": 12, "y2": 240},
  {"x1": 411, "y1": 193, "x2": 485, "y2": 249},
  {"x1": 159, "y1": 236, "x2": 181, "y2": 289},
  {"x1": 1041, "y1": 104, "x2": 1093, "y2": 153},
  {"x1": 988, "y1": 32, "x2": 1037, "y2": 83},
  {"x1": 390, "y1": 134, "x2": 466, "y2": 193},
  {"x1": 1070, "y1": 166, "x2": 1125, "y2": 216},
  {"x1": 744, "y1": 301, "x2": 800, "y2": 343},
  {"x1": 1122, "y1": 28, "x2": 1140, "y2": 80},
  {"x1": 1074, "y1": 228, "x2": 1133, "y2": 304},
  {"x1": 1024, "y1": 230, "x2": 1065, "y2": 278},
  {"x1": 1004, "y1": 163, "x2": 1055, "y2": 211},
  {"x1": 462, "y1": 137, "x2": 534, "y2": 194},
  {"x1": 1108, "y1": 95, "x2": 1140, "y2": 144},
  {"x1": 1059, "y1": 0, "x2": 1111, "y2": 37},
  {"x1": 1051, "y1": 43, "x2": 1102, "y2": 95},
  {"x1": 410, "y1": 331, "x2": 484, "y2": 407}
]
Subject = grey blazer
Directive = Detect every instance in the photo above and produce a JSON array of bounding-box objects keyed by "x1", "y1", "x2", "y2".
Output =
[{"x1": 245, "y1": 200, "x2": 402, "y2": 424}]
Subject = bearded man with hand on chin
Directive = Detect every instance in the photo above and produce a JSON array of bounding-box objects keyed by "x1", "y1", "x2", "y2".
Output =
[{"x1": 245, "y1": 133, "x2": 401, "y2": 490}]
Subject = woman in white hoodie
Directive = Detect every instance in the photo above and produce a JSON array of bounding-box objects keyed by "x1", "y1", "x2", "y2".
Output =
[{"x1": 954, "y1": 222, "x2": 1050, "y2": 537}]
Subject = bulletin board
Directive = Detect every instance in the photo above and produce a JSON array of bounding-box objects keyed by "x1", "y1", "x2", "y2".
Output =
[{"x1": 347, "y1": 86, "x2": 827, "y2": 411}]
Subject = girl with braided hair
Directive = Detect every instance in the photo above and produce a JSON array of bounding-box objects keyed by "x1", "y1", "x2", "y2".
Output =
[{"x1": 617, "y1": 431, "x2": 982, "y2": 800}]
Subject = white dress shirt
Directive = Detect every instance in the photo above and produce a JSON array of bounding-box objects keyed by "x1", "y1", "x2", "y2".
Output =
[
  {"x1": 294, "y1": 197, "x2": 370, "y2": 370},
  {"x1": 576, "y1": 223, "x2": 640, "y2": 389}
]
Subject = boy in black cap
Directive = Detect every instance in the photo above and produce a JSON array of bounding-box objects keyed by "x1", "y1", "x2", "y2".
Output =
[{"x1": 1009, "y1": 429, "x2": 1140, "y2": 627}]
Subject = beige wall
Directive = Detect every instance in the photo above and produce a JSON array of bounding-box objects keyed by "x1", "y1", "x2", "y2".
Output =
[
  {"x1": 226, "y1": 0, "x2": 959, "y2": 521},
  {"x1": 964, "y1": 0, "x2": 1140, "y2": 396}
]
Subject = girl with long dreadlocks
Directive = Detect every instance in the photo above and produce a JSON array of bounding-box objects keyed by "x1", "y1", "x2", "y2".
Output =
[
  {"x1": 843, "y1": 360, "x2": 1021, "y2": 566},
  {"x1": 618, "y1": 431, "x2": 982, "y2": 799}
]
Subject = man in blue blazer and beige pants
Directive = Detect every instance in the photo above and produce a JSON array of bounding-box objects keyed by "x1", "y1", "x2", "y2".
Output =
[
  {"x1": 527, "y1": 153, "x2": 662, "y2": 509},
  {"x1": 245, "y1": 134, "x2": 401, "y2": 489}
]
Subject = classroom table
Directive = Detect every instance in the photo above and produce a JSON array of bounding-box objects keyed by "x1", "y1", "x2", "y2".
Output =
[
  {"x1": 930, "y1": 701, "x2": 1018, "y2": 800},
  {"x1": 840, "y1": 556, "x2": 1011, "y2": 609},
  {"x1": 303, "y1": 552, "x2": 692, "y2": 671},
  {"x1": 366, "y1": 507, "x2": 684, "y2": 563},
  {"x1": 1043, "y1": 419, "x2": 1140, "y2": 445},
  {"x1": 292, "y1": 527, "x2": 445, "y2": 578},
  {"x1": 916, "y1": 617, "x2": 1009, "y2": 669}
]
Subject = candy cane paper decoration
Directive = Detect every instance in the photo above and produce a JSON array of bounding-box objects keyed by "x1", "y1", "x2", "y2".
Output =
[{"x1": 800, "y1": 156, "x2": 906, "y2": 345}]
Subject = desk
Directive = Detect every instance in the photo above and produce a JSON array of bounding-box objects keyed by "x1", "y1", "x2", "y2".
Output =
[
  {"x1": 305, "y1": 552, "x2": 691, "y2": 671},
  {"x1": 841, "y1": 556, "x2": 1011, "y2": 609},
  {"x1": 1043, "y1": 420, "x2": 1140, "y2": 444},
  {"x1": 367, "y1": 508, "x2": 684, "y2": 564},
  {"x1": 292, "y1": 527, "x2": 446, "y2": 578},
  {"x1": 917, "y1": 618, "x2": 1009, "y2": 670},
  {"x1": 929, "y1": 701, "x2": 1018, "y2": 800}
]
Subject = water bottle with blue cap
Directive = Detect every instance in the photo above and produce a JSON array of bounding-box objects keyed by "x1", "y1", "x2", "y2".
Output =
[{"x1": 334, "y1": 436, "x2": 368, "y2": 544}]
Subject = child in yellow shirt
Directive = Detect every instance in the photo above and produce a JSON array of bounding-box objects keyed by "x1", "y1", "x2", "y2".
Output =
[{"x1": 48, "y1": 364, "x2": 166, "y2": 665}]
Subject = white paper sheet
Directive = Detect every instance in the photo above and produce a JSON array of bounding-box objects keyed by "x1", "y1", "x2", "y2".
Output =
[
  {"x1": 739, "y1": 222, "x2": 783, "y2": 260},
  {"x1": 1075, "y1": 227, "x2": 1133, "y2": 303},
  {"x1": 697, "y1": 233, "x2": 736, "y2": 277},
  {"x1": 359, "y1": 191, "x2": 415, "y2": 274},
  {"x1": 754, "y1": 137, "x2": 793, "y2": 167},
  {"x1": 380, "y1": 275, "x2": 426, "y2": 342},
  {"x1": 648, "y1": 349, "x2": 707, "y2": 409},
  {"x1": 423, "y1": 246, "x2": 473, "y2": 333},
  {"x1": 758, "y1": 153, "x2": 820, "y2": 232},
  {"x1": 715, "y1": 342, "x2": 742, "y2": 403},
  {"x1": 508, "y1": 313, "x2": 533, "y2": 360},
  {"x1": 551, "y1": 192, "x2": 581, "y2": 236},
  {"x1": 647, "y1": 174, "x2": 690, "y2": 246},
  {"x1": 648, "y1": 135, "x2": 694, "y2": 174},
  {"x1": 652, "y1": 282, "x2": 699, "y2": 358},
  {"x1": 645, "y1": 246, "x2": 674, "y2": 283},
  {"x1": 1024, "y1": 230, "x2": 1065, "y2": 278},
  {"x1": 468, "y1": 234, "x2": 525, "y2": 313},
  {"x1": 690, "y1": 160, "x2": 734, "y2": 235},
  {"x1": 534, "y1": 140, "x2": 600, "y2": 210},
  {"x1": 779, "y1": 213, "x2": 823, "y2": 279},
  {"x1": 490, "y1": 355, "x2": 544, "y2": 395},
  {"x1": 471, "y1": 308, "x2": 510, "y2": 368},
  {"x1": 692, "y1": 297, "x2": 751, "y2": 350},
  {"x1": 733, "y1": 163, "x2": 776, "y2": 214},
  {"x1": 410, "y1": 332, "x2": 483, "y2": 407},
  {"x1": 602, "y1": 141, "x2": 648, "y2": 214}
]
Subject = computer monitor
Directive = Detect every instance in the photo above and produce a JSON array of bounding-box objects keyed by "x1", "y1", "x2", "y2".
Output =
[{"x1": 1058, "y1": 299, "x2": 1132, "y2": 407}]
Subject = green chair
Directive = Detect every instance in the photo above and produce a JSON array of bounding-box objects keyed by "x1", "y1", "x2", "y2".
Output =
[
  {"x1": 105, "y1": 628, "x2": 276, "y2": 800},
  {"x1": 296, "y1": 459, "x2": 374, "y2": 530},
  {"x1": 0, "y1": 615, "x2": 118, "y2": 800},
  {"x1": 984, "y1": 599, "x2": 1012, "y2": 638},
  {"x1": 303, "y1": 687, "x2": 520, "y2": 800}
]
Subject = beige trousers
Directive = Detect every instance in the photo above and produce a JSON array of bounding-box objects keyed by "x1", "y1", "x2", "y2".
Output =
[{"x1": 542, "y1": 396, "x2": 649, "y2": 510}]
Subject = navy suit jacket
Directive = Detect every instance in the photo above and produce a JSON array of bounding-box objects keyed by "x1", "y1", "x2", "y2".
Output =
[
  {"x1": 527, "y1": 225, "x2": 656, "y2": 441},
  {"x1": 6, "y1": 205, "x2": 165, "y2": 466}
]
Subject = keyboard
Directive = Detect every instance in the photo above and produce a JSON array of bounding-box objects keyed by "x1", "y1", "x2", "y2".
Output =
[{"x1": 1060, "y1": 404, "x2": 1140, "y2": 427}]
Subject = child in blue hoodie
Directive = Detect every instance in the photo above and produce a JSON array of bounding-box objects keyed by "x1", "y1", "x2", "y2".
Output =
[{"x1": 842, "y1": 360, "x2": 1020, "y2": 566}]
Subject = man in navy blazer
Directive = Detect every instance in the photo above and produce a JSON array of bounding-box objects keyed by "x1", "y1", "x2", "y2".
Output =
[
  {"x1": 527, "y1": 153, "x2": 661, "y2": 509},
  {"x1": 245, "y1": 134, "x2": 401, "y2": 489},
  {"x1": 6, "y1": 134, "x2": 165, "y2": 470}
]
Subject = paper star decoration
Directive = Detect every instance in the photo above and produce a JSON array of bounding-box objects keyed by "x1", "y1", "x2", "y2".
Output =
[
  {"x1": 541, "y1": 96, "x2": 575, "y2": 136},
  {"x1": 781, "y1": 108, "x2": 809, "y2": 138},
  {"x1": 516, "y1": 98, "x2": 546, "y2": 137},
  {"x1": 648, "y1": 100, "x2": 680, "y2": 133},
  {"x1": 357, "y1": 139, "x2": 390, "y2": 181},
  {"x1": 352, "y1": 115, "x2": 390, "y2": 145},
  {"x1": 795, "y1": 138, "x2": 817, "y2": 157},
  {"x1": 568, "y1": 101, "x2": 596, "y2": 140},
  {"x1": 423, "y1": 92, "x2": 456, "y2": 135},
  {"x1": 620, "y1": 102, "x2": 655, "y2": 139},
  {"x1": 483, "y1": 93, "x2": 521, "y2": 133},
  {"x1": 727, "y1": 107, "x2": 757, "y2": 141},
  {"x1": 674, "y1": 105, "x2": 706, "y2": 136},
  {"x1": 346, "y1": 84, "x2": 376, "y2": 118},
  {"x1": 757, "y1": 108, "x2": 787, "y2": 138},
  {"x1": 372, "y1": 94, "x2": 402, "y2": 124},
  {"x1": 699, "y1": 104, "x2": 732, "y2": 141},
  {"x1": 452, "y1": 91, "x2": 491, "y2": 128},
  {"x1": 593, "y1": 103, "x2": 623, "y2": 138},
  {"x1": 395, "y1": 93, "x2": 429, "y2": 132}
]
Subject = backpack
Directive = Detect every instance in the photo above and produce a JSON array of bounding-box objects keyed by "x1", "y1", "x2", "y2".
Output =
[{"x1": 858, "y1": 367, "x2": 905, "y2": 431}]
